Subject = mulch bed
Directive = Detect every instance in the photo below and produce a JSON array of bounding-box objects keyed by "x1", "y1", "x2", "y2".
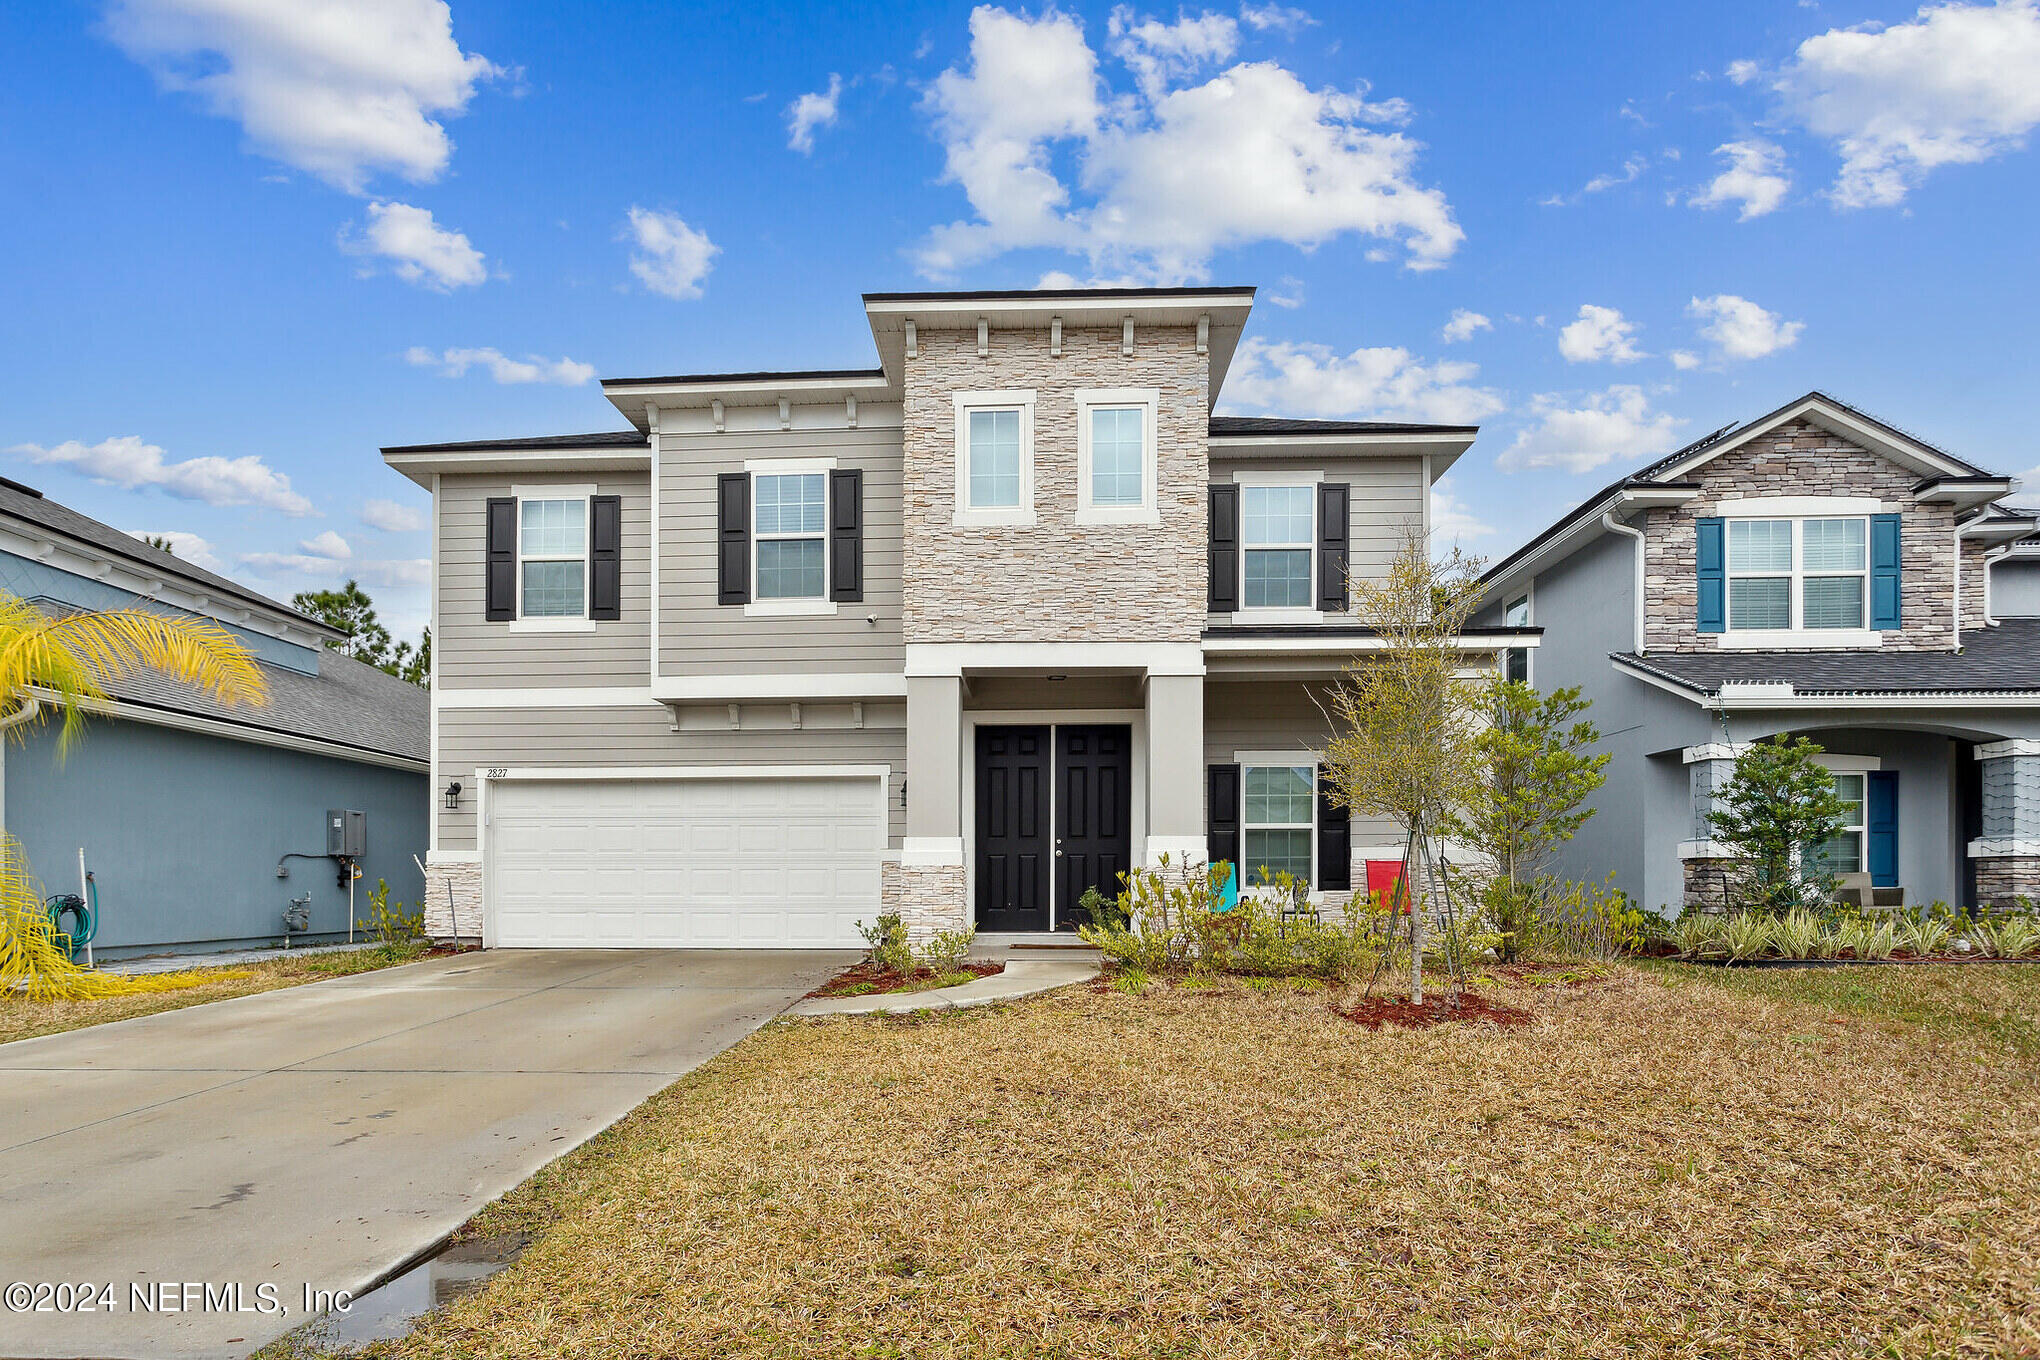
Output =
[
  {"x1": 1336, "y1": 991, "x2": 1534, "y2": 1031},
  {"x1": 808, "y1": 959, "x2": 1004, "y2": 998}
]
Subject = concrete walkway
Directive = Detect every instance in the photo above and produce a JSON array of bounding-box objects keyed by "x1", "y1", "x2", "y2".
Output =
[
  {"x1": 789, "y1": 957, "x2": 1098, "y2": 1015},
  {"x1": 0, "y1": 947, "x2": 850, "y2": 1360}
]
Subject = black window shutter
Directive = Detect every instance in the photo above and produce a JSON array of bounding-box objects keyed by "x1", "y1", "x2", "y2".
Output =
[
  {"x1": 1207, "y1": 763, "x2": 1241, "y2": 872},
  {"x1": 1208, "y1": 484, "x2": 1239, "y2": 613},
  {"x1": 1317, "y1": 769, "x2": 1351, "y2": 891},
  {"x1": 717, "y1": 473, "x2": 750, "y2": 605},
  {"x1": 1317, "y1": 482, "x2": 1350, "y2": 612},
  {"x1": 588, "y1": 494, "x2": 622, "y2": 621},
  {"x1": 484, "y1": 496, "x2": 515, "y2": 621},
  {"x1": 829, "y1": 468, "x2": 863, "y2": 603}
]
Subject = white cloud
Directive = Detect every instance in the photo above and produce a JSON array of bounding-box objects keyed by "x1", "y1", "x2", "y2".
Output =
[
  {"x1": 1429, "y1": 475, "x2": 1493, "y2": 545},
  {"x1": 103, "y1": 0, "x2": 501, "y2": 194},
  {"x1": 1239, "y1": 3, "x2": 1316, "y2": 35},
  {"x1": 1266, "y1": 276, "x2": 1304, "y2": 307},
  {"x1": 126, "y1": 529, "x2": 225, "y2": 573},
  {"x1": 299, "y1": 530, "x2": 351, "y2": 559},
  {"x1": 1726, "y1": 58, "x2": 1762, "y2": 84},
  {"x1": 1762, "y1": 0, "x2": 2040, "y2": 208},
  {"x1": 916, "y1": 6, "x2": 1458, "y2": 282},
  {"x1": 1688, "y1": 293, "x2": 1805, "y2": 360},
  {"x1": 1557, "y1": 304, "x2": 1646, "y2": 363},
  {"x1": 361, "y1": 498, "x2": 427, "y2": 532},
  {"x1": 1218, "y1": 336, "x2": 1505, "y2": 425},
  {"x1": 1689, "y1": 139, "x2": 1792, "y2": 219},
  {"x1": 625, "y1": 206, "x2": 718, "y2": 300},
  {"x1": 1500, "y1": 386, "x2": 1685, "y2": 474},
  {"x1": 1440, "y1": 308, "x2": 1492, "y2": 343},
  {"x1": 343, "y1": 201, "x2": 486, "y2": 289},
  {"x1": 1109, "y1": 8, "x2": 1240, "y2": 99},
  {"x1": 404, "y1": 345, "x2": 595, "y2": 385},
  {"x1": 10, "y1": 435, "x2": 314, "y2": 515},
  {"x1": 786, "y1": 73, "x2": 843, "y2": 153},
  {"x1": 1583, "y1": 153, "x2": 1649, "y2": 193},
  {"x1": 1670, "y1": 349, "x2": 1702, "y2": 370}
]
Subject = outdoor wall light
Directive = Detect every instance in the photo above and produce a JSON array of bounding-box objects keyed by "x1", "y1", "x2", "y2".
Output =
[{"x1": 444, "y1": 780, "x2": 462, "y2": 810}]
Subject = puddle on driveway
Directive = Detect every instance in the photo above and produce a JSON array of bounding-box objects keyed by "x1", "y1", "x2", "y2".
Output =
[{"x1": 306, "y1": 1233, "x2": 527, "y2": 1350}]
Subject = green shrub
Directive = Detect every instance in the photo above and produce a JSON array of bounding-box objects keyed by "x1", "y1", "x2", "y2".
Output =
[
  {"x1": 857, "y1": 910, "x2": 914, "y2": 974},
  {"x1": 1971, "y1": 915, "x2": 2040, "y2": 958},
  {"x1": 1670, "y1": 913, "x2": 1725, "y2": 960},
  {"x1": 1077, "y1": 884, "x2": 1126, "y2": 931},
  {"x1": 1772, "y1": 908, "x2": 1822, "y2": 960},
  {"x1": 1078, "y1": 858, "x2": 1387, "y2": 981},
  {"x1": 918, "y1": 926, "x2": 976, "y2": 973},
  {"x1": 364, "y1": 878, "x2": 423, "y2": 946},
  {"x1": 1529, "y1": 874, "x2": 1646, "y2": 960},
  {"x1": 1720, "y1": 913, "x2": 1775, "y2": 962},
  {"x1": 1851, "y1": 919, "x2": 1898, "y2": 960},
  {"x1": 1898, "y1": 916, "x2": 1951, "y2": 958}
]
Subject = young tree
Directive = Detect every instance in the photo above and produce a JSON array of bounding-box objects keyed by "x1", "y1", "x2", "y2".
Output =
[
  {"x1": 1322, "y1": 526, "x2": 1487, "y2": 1003},
  {"x1": 291, "y1": 581, "x2": 429, "y2": 686},
  {"x1": 1706, "y1": 735, "x2": 1851, "y2": 914},
  {"x1": 1448, "y1": 679, "x2": 1610, "y2": 961}
]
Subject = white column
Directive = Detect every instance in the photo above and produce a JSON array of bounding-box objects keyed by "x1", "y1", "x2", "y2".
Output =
[
  {"x1": 1143, "y1": 673, "x2": 1205, "y2": 865},
  {"x1": 902, "y1": 674, "x2": 965, "y2": 865}
]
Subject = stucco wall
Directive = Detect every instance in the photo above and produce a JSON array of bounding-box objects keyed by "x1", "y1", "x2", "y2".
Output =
[
  {"x1": 5, "y1": 718, "x2": 427, "y2": 955},
  {"x1": 899, "y1": 323, "x2": 1208, "y2": 643}
]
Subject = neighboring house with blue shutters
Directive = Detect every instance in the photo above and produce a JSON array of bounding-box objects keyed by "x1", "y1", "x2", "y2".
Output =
[
  {"x1": 0, "y1": 476, "x2": 428, "y2": 957},
  {"x1": 1476, "y1": 392, "x2": 2040, "y2": 914}
]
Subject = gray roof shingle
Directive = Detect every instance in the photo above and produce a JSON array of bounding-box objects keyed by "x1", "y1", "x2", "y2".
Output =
[
  {"x1": 1208, "y1": 415, "x2": 1478, "y2": 436},
  {"x1": 1612, "y1": 620, "x2": 2040, "y2": 696}
]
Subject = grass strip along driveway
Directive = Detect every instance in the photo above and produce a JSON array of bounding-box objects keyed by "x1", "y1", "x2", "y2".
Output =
[
  {"x1": 303, "y1": 963, "x2": 2039, "y2": 1359},
  {"x1": 0, "y1": 942, "x2": 429, "y2": 1046}
]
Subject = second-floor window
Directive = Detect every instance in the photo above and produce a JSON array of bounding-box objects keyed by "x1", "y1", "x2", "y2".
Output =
[
  {"x1": 968, "y1": 409, "x2": 1022, "y2": 508},
  {"x1": 1242, "y1": 485, "x2": 1314, "y2": 608},
  {"x1": 520, "y1": 497, "x2": 586, "y2": 618},
  {"x1": 1075, "y1": 388, "x2": 1159, "y2": 525},
  {"x1": 953, "y1": 389, "x2": 1036, "y2": 525},
  {"x1": 1727, "y1": 517, "x2": 1867, "y2": 631},
  {"x1": 1504, "y1": 593, "x2": 1531, "y2": 684},
  {"x1": 754, "y1": 472, "x2": 826, "y2": 600}
]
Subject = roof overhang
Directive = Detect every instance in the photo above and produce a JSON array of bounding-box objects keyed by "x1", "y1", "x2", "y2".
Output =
[
  {"x1": 863, "y1": 288, "x2": 1256, "y2": 408},
  {"x1": 1202, "y1": 628, "x2": 1537, "y2": 678},
  {"x1": 381, "y1": 442, "x2": 652, "y2": 489},
  {"x1": 1918, "y1": 476, "x2": 2015, "y2": 514},
  {"x1": 1208, "y1": 428, "x2": 1476, "y2": 477},
  {"x1": 1608, "y1": 655, "x2": 2040, "y2": 711},
  {"x1": 1651, "y1": 393, "x2": 1984, "y2": 485},
  {"x1": 1480, "y1": 483, "x2": 1700, "y2": 600},
  {"x1": 603, "y1": 371, "x2": 896, "y2": 432}
]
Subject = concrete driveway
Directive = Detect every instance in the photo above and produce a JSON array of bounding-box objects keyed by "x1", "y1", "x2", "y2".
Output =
[{"x1": 0, "y1": 948, "x2": 849, "y2": 1360}]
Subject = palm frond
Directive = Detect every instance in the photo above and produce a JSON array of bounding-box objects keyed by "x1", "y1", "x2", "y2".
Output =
[{"x1": 0, "y1": 833, "x2": 217, "y2": 999}]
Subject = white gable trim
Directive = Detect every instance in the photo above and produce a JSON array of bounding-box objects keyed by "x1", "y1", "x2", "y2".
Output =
[{"x1": 1648, "y1": 395, "x2": 1976, "y2": 486}]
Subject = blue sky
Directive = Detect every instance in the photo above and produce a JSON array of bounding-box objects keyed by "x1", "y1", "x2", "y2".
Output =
[{"x1": 4, "y1": 0, "x2": 2038, "y2": 639}]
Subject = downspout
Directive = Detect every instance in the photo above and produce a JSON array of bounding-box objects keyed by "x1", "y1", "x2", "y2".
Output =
[
  {"x1": 1602, "y1": 506, "x2": 1647, "y2": 655},
  {"x1": 1982, "y1": 543, "x2": 2015, "y2": 627},
  {"x1": 1952, "y1": 520, "x2": 1962, "y2": 648}
]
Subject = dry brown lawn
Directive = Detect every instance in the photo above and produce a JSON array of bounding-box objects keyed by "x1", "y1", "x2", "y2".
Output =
[
  {"x1": 0, "y1": 942, "x2": 431, "y2": 1046},
  {"x1": 339, "y1": 963, "x2": 2040, "y2": 1359}
]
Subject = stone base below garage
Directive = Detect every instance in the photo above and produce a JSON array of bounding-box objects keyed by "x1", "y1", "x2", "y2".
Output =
[
  {"x1": 1974, "y1": 855, "x2": 2040, "y2": 910},
  {"x1": 882, "y1": 860, "x2": 968, "y2": 939},
  {"x1": 422, "y1": 860, "x2": 482, "y2": 943}
]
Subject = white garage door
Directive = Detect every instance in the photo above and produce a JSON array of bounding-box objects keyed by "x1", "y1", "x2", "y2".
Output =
[{"x1": 486, "y1": 776, "x2": 883, "y2": 947}]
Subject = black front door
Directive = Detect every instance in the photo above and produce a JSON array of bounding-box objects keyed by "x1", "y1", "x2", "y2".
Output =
[
  {"x1": 1054, "y1": 724, "x2": 1132, "y2": 931},
  {"x1": 975, "y1": 725, "x2": 1050, "y2": 931}
]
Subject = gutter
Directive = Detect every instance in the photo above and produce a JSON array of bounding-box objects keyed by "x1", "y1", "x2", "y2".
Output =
[{"x1": 1602, "y1": 508, "x2": 1647, "y2": 655}]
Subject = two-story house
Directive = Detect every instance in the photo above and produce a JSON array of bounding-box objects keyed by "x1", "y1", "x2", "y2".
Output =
[
  {"x1": 1476, "y1": 392, "x2": 2040, "y2": 914},
  {"x1": 383, "y1": 286, "x2": 1537, "y2": 947}
]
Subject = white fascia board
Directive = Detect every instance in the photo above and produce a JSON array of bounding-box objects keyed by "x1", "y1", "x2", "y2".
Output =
[
  {"x1": 32, "y1": 687, "x2": 428, "y2": 772},
  {"x1": 651, "y1": 672, "x2": 908, "y2": 702},
  {"x1": 382, "y1": 446, "x2": 650, "y2": 487},
  {"x1": 1655, "y1": 396, "x2": 1977, "y2": 484},
  {"x1": 1480, "y1": 485, "x2": 1697, "y2": 602},
  {"x1": 1608, "y1": 657, "x2": 1715, "y2": 705},
  {"x1": 436, "y1": 686, "x2": 659, "y2": 709},
  {"x1": 906, "y1": 641, "x2": 1206, "y2": 677},
  {"x1": 1200, "y1": 633, "x2": 1535, "y2": 656},
  {"x1": 864, "y1": 294, "x2": 1252, "y2": 325},
  {"x1": 1209, "y1": 430, "x2": 1475, "y2": 463}
]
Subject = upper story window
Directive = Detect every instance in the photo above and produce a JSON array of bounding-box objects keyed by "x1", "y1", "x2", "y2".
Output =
[
  {"x1": 1504, "y1": 592, "x2": 1531, "y2": 685},
  {"x1": 1727, "y1": 517, "x2": 1867, "y2": 631},
  {"x1": 754, "y1": 472, "x2": 826, "y2": 600},
  {"x1": 1242, "y1": 485, "x2": 1315, "y2": 608},
  {"x1": 1075, "y1": 388, "x2": 1159, "y2": 525},
  {"x1": 953, "y1": 389, "x2": 1035, "y2": 526},
  {"x1": 519, "y1": 496, "x2": 587, "y2": 619}
]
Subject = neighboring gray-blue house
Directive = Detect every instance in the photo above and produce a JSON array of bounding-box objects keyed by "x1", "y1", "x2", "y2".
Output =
[
  {"x1": 0, "y1": 476, "x2": 428, "y2": 957},
  {"x1": 1475, "y1": 392, "x2": 2040, "y2": 915}
]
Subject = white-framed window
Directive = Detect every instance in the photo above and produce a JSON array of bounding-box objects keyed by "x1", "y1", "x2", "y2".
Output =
[
  {"x1": 1242, "y1": 762, "x2": 1316, "y2": 887},
  {"x1": 1241, "y1": 483, "x2": 1316, "y2": 610},
  {"x1": 1503, "y1": 592, "x2": 1531, "y2": 685},
  {"x1": 953, "y1": 389, "x2": 1036, "y2": 526},
  {"x1": 1075, "y1": 387, "x2": 1159, "y2": 525},
  {"x1": 510, "y1": 485, "x2": 593, "y2": 631},
  {"x1": 1726, "y1": 517, "x2": 1869, "y2": 632},
  {"x1": 743, "y1": 457, "x2": 837, "y2": 617},
  {"x1": 1804, "y1": 771, "x2": 1867, "y2": 877}
]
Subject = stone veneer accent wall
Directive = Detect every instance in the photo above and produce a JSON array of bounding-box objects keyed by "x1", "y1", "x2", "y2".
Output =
[
  {"x1": 1644, "y1": 420, "x2": 1958, "y2": 652},
  {"x1": 882, "y1": 861, "x2": 968, "y2": 938},
  {"x1": 1976, "y1": 856, "x2": 2040, "y2": 909},
  {"x1": 422, "y1": 861, "x2": 482, "y2": 942},
  {"x1": 1961, "y1": 537, "x2": 1993, "y2": 631},
  {"x1": 899, "y1": 324, "x2": 1207, "y2": 643}
]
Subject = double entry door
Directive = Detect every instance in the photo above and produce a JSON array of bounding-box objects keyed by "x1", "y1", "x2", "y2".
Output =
[{"x1": 974, "y1": 724, "x2": 1132, "y2": 932}]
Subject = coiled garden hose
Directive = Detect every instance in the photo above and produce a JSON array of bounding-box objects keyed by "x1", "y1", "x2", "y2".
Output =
[{"x1": 45, "y1": 877, "x2": 97, "y2": 962}]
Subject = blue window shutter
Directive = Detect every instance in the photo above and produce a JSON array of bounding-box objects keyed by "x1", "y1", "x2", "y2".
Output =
[
  {"x1": 1696, "y1": 517, "x2": 1726, "y2": 634},
  {"x1": 1866, "y1": 770, "x2": 1898, "y2": 888},
  {"x1": 1871, "y1": 513, "x2": 1902, "y2": 630}
]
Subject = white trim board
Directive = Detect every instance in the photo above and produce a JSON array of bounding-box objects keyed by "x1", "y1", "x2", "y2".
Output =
[
  {"x1": 651, "y1": 672, "x2": 907, "y2": 702},
  {"x1": 436, "y1": 686, "x2": 659, "y2": 709},
  {"x1": 907, "y1": 642, "x2": 1205, "y2": 677},
  {"x1": 30, "y1": 687, "x2": 428, "y2": 773}
]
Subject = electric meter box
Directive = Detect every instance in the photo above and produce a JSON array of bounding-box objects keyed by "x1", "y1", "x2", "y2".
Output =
[{"x1": 326, "y1": 809, "x2": 367, "y2": 858}]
